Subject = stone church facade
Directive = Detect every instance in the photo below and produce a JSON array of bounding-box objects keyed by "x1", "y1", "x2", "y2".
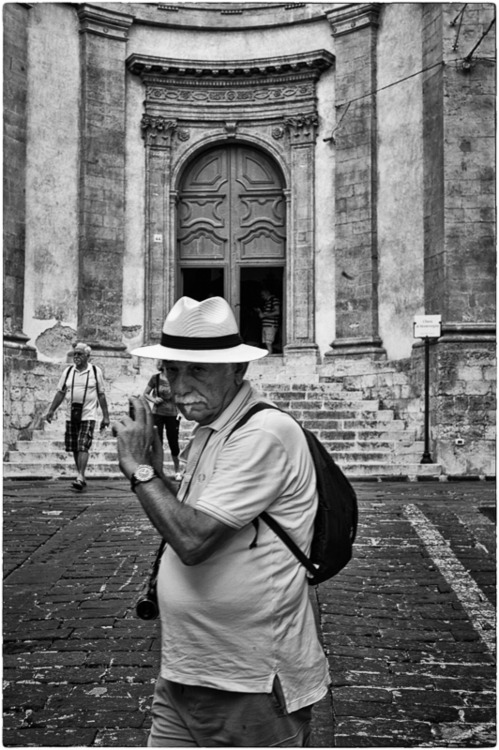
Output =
[{"x1": 4, "y1": 2, "x2": 496, "y2": 477}]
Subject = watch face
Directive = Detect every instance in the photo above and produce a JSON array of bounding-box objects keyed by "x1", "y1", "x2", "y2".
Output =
[{"x1": 135, "y1": 465, "x2": 155, "y2": 482}]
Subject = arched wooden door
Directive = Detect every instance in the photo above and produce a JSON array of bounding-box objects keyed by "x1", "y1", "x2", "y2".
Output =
[{"x1": 177, "y1": 144, "x2": 286, "y2": 350}]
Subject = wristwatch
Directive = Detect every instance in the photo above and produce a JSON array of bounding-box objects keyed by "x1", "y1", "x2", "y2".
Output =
[{"x1": 130, "y1": 465, "x2": 158, "y2": 493}]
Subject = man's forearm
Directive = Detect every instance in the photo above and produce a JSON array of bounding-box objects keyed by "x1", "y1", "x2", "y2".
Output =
[
  {"x1": 133, "y1": 476, "x2": 234, "y2": 565},
  {"x1": 48, "y1": 391, "x2": 65, "y2": 415},
  {"x1": 99, "y1": 394, "x2": 110, "y2": 421},
  {"x1": 114, "y1": 395, "x2": 236, "y2": 564}
]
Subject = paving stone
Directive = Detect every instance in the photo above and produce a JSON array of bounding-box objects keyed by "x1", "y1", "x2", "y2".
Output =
[{"x1": 2, "y1": 479, "x2": 496, "y2": 747}]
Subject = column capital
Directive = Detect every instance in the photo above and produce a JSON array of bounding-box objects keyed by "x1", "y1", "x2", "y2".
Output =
[
  {"x1": 284, "y1": 114, "x2": 319, "y2": 144},
  {"x1": 141, "y1": 115, "x2": 178, "y2": 147},
  {"x1": 77, "y1": 4, "x2": 134, "y2": 41},
  {"x1": 326, "y1": 3, "x2": 381, "y2": 38}
]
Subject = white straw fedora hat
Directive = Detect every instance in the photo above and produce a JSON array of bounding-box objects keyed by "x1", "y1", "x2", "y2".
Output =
[{"x1": 131, "y1": 296, "x2": 269, "y2": 363}]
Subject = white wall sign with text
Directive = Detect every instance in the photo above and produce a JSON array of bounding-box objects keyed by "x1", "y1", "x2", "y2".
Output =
[{"x1": 413, "y1": 314, "x2": 442, "y2": 339}]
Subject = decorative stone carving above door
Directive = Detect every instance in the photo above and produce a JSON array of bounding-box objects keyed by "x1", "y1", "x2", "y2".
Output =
[{"x1": 127, "y1": 50, "x2": 334, "y2": 356}]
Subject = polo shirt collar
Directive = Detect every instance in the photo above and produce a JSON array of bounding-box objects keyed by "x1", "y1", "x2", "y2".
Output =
[{"x1": 73, "y1": 363, "x2": 91, "y2": 374}]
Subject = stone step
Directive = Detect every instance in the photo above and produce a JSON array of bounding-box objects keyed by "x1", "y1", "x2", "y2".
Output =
[
  {"x1": 265, "y1": 394, "x2": 365, "y2": 405},
  {"x1": 7, "y1": 435, "x2": 406, "y2": 456},
  {"x1": 270, "y1": 399, "x2": 381, "y2": 412},
  {"x1": 345, "y1": 463, "x2": 443, "y2": 480},
  {"x1": 2, "y1": 460, "x2": 442, "y2": 481},
  {"x1": 3, "y1": 460, "x2": 180, "y2": 479},
  {"x1": 6, "y1": 448, "x2": 403, "y2": 467},
  {"x1": 5, "y1": 376, "x2": 430, "y2": 479},
  {"x1": 12, "y1": 424, "x2": 416, "y2": 451}
]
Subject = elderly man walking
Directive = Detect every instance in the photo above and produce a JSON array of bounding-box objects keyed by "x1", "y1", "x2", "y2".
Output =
[
  {"x1": 113, "y1": 297, "x2": 330, "y2": 747},
  {"x1": 44, "y1": 342, "x2": 110, "y2": 491}
]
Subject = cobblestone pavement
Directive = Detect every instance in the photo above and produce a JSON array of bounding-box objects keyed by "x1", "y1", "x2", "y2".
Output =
[{"x1": 3, "y1": 479, "x2": 496, "y2": 747}]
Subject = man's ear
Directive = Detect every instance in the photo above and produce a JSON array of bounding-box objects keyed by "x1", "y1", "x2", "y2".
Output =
[{"x1": 234, "y1": 362, "x2": 249, "y2": 384}]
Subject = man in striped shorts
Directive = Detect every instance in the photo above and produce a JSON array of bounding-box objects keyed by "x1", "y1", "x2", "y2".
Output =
[{"x1": 43, "y1": 342, "x2": 110, "y2": 491}]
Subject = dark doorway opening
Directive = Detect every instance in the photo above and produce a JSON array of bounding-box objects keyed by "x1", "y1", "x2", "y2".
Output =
[
  {"x1": 181, "y1": 268, "x2": 224, "y2": 301},
  {"x1": 240, "y1": 267, "x2": 284, "y2": 353}
]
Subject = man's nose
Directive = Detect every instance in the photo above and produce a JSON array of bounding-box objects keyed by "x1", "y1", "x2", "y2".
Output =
[{"x1": 171, "y1": 371, "x2": 193, "y2": 396}]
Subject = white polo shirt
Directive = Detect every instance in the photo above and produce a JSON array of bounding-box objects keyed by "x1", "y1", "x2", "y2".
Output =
[
  {"x1": 157, "y1": 380, "x2": 330, "y2": 713},
  {"x1": 57, "y1": 364, "x2": 105, "y2": 422}
]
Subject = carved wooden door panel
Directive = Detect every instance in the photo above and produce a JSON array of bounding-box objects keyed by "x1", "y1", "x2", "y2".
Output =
[
  {"x1": 178, "y1": 148, "x2": 229, "y2": 263},
  {"x1": 177, "y1": 144, "x2": 285, "y2": 335}
]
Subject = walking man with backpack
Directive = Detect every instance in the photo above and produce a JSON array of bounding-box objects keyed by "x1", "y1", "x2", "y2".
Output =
[
  {"x1": 43, "y1": 342, "x2": 110, "y2": 491},
  {"x1": 113, "y1": 296, "x2": 331, "y2": 747}
]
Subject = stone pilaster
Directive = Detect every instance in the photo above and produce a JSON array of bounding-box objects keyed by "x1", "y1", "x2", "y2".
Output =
[
  {"x1": 325, "y1": 3, "x2": 385, "y2": 358},
  {"x1": 141, "y1": 115, "x2": 178, "y2": 341},
  {"x1": 421, "y1": 4, "x2": 496, "y2": 475},
  {"x1": 76, "y1": 4, "x2": 134, "y2": 355},
  {"x1": 283, "y1": 114, "x2": 319, "y2": 358},
  {"x1": 3, "y1": 3, "x2": 32, "y2": 351},
  {"x1": 422, "y1": 3, "x2": 496, "y2": 337}
]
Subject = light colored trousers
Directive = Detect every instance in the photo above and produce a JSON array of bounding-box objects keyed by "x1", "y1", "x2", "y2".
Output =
[{"x1": 147, "y1": 676, "x2": 312, "y2": 747}]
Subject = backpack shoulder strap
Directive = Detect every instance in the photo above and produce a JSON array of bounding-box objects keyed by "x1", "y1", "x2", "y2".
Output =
[
  {"x1": 61, "y1": 365, "x2": 74, "y2": 390},
  {"x1": 228, "y1": 402, "x2": 317, "y2": 577},
  {"x1": 227, "y1": 402, "x2": 279, "y2": 436},
  {"x1": 92, "y1": 364, "x2": 101, "y2": 397},
  {"x1": 259, "y1": 509, "x2": 316, "y2": 575}
]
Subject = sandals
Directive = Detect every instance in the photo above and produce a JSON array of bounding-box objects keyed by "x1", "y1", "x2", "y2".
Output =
[{"x1": 71, "y1": 478, "x2": 87, "y2": 492}]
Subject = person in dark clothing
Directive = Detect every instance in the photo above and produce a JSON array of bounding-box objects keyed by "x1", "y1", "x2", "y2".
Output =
[
  {"x1": 255, "y1": 287, "x2": 280, "y2": 353},
  {"x1": 143, "y1": 363, "x2": 182, "y2": 481}
]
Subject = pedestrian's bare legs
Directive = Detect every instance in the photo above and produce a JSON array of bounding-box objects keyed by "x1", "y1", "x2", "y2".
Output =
[{"x1": 73, "y1": 450, "x2": 89, "y2": 482}]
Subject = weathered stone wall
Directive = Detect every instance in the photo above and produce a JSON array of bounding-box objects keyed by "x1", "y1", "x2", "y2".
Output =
[
  {"x1": 3, "y1": 352, "x2": 63, "y2": 453},
  {"x1": 77, "y1": 5, "x2": 133, "y2": 349},
  {"x1": 24, "y1": 4, "x2": 80, "y2": 358},
  {"x1": 320, "y1": 341, "x2": 496, "y2": 477},
  {"x1": 420, "y1": 3, "x2": 496, "y2": 476},
  {"x1": 423, "y1": 3, "x2": 495, "y2": 324},
  {"x1": 327, "y1": 5, "x2": 383, "y2": 357},
  {"x1": 434, "y1": 341, "x2": 496, "y2": 476},
  {"x1": 377, "y1": 3, "x2": 425, "y2": 360},
  {"x1": 3, "y1": 3, "x2": 29, "y2": 340}
]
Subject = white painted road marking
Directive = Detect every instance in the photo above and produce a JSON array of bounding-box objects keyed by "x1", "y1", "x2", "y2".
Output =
[{"x1": 403, "y1": 503, "x2": 496, "y2": 658}]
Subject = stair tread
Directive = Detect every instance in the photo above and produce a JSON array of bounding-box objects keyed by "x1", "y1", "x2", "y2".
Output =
[{"x1": 6, "y1": 378, "x2": 432, "y2": 477}]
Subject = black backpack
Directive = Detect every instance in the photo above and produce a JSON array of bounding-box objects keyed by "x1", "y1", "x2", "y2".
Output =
[{"x1": 229, "y1": 403, "x2": 358, "y2": 585}]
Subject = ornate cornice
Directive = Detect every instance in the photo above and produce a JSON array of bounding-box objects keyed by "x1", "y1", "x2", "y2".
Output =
[
  {"x1": 133, "y1": 50, "x2": 330, "y2": 138},
  {"x1": 127, "y1": 50, "x2": 335, "y2": 81},
  {"x1": 326, "y1": 3, "x2": 381, "y2": 37},
  {"x1": 77, "y1": 4, "x2": 134, "y2": 41},
  {"x1": 146, "y1": 80, "x2": 314, "y2": 105}
]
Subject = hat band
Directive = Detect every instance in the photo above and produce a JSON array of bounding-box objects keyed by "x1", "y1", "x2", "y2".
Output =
[{"x1": 161, "y1": 332, "x2": 244, "y2": 350}]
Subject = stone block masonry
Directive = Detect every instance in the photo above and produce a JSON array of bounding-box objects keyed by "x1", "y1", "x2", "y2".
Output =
[
  {"x1": 76, "y1": 6, "x2": 133, "y2": 351},
  {"x1": 422, "y1": 3, "x2": 495, "y2": 324},
  {"x1": 434, "y1": 341, "x2": 496, "y2": 476},
  {"x1": 3, "y1": 3, "x2": 29, "y2": 341},
  {"x1": 326, "y1": 4, "x2": 384, "y2": 356}
]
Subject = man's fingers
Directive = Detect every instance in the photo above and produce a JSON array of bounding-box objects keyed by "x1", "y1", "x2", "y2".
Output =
[
  {"x1": 129, "y1": 396, "x2": 153, "y2": 427},
  {"x1": 111, "y1": 418, "x2": 126, "y2": 437}
]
